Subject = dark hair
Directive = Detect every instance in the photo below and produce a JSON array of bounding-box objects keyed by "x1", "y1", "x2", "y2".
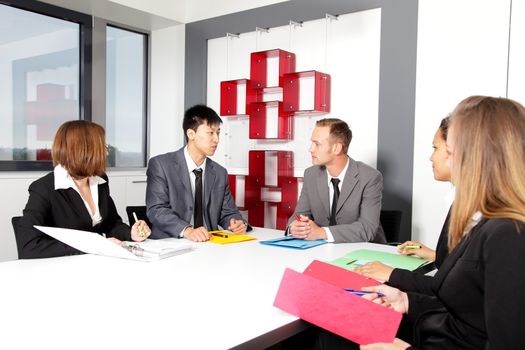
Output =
[
  {"x1": 183, "y1": 105, "x2": 222, "y2": 142},
  {"x1": 439, "y1": 115, "x2": 450, "y2": 141},
  {"x1": 316, "y1": 118, "x2": 352, "y2": 154},
  {"x1": 52, "y1": 120, "x2": 107, "y2": 178}
]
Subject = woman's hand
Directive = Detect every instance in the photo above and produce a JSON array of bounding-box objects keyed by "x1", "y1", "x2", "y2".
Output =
[
  {"x1": 361, "y1": 284, "x2": 409, "y2": 314},
  {"x1": 131, "y1": 220, "x2": 151, "y2": 242},
  {"x1": 360, "y1": 338, "x2": 411, "y2": 350},
  {"x1": 397, "y1": 241, "x2": 435, "y2": 261},
  {"x1": 353, "y1": 261, "x2": 394, "y2": 282}
]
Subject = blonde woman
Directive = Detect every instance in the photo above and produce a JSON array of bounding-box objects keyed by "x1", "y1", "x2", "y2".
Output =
[{"x1": 362, "y1": 96, "x2": 525, "y2": 350}]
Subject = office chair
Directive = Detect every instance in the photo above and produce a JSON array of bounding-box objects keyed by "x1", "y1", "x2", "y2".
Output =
[
  {"x1": 379, "y1": 210, "x2": 402, "y2": 244},
  {"x1": 12, "y1": 216, "x2": 23, "y2": 259},
  {"x1": 126, "y1": 206, "x2": 152, "y2": 228}
]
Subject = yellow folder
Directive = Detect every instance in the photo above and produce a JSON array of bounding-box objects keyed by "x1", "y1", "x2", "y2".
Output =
[{"x1": 209, "y1": 231, "x2": 256, "y2": 244}]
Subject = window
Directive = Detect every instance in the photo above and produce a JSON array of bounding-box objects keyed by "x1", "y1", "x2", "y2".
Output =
[
  {"x1": 106, "y1": 26, "x2": 148, "y2": 168},
  {"x1": 0, "y1": 1, "x2": 91, "y2": 171}
]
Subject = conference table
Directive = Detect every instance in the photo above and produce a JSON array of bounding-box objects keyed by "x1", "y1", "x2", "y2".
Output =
[{"x1": 0, "y1": 227, "x2": 397, "y2": 350}]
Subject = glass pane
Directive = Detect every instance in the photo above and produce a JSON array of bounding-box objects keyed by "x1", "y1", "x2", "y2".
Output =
[
  {"x1": 0, "y1": 4, "x2": 79, "y2": 161},
  {"x1": 106, "y1": 26, "x2": 146, "y2": 167}
]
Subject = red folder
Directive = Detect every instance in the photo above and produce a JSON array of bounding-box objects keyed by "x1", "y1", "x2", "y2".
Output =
[{"x1": 273, "y1": 261, "x2": 402, "y2": 345}]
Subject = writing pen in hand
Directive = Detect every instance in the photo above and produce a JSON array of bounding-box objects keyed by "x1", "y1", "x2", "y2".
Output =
[
  {"x1": 132, "y1": 212, "x2": 146, "y2": 238},
  {"x1": 343, "y1": 288, "x2": 385, "y2": 297},
  {"x1": 402, "y1": 245, "x2": 422, "y2": 249}
]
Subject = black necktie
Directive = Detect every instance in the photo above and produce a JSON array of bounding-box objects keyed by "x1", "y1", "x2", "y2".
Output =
[
  {"x1": 193, "y1": 168, "x2": 203, "y2": 228},
  {"x1": 329, "y1": 178, "x2": 340, "y2": 226}
]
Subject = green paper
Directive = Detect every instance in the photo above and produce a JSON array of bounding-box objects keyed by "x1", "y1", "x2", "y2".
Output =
[{"x1": 328, "y1": 249, "x2": 429, "y2": 271}]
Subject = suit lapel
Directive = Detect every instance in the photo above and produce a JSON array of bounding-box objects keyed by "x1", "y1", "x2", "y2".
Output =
[
  {"x1": 432, "y1": 229, "x2": 472, "y2": 291},
  {"x1": 173, "y1": 149, "x2": 193, "y2": 206},
  {"x1": 63, "y1": 188, "x2": 92, "y2": 226},
  {"x1": 204, "y1": 159, "x2": 216, "y2": 208},
  {"x1": 337, "y1": 158, "x2": 358, "y2": 213},
  {"x1": 316, "y1": 167, "x2": 330, "y2": 216}
]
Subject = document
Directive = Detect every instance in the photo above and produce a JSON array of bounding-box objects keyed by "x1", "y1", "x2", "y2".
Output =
[
  {"x1": 273, "y1": 263, "x2": 401, "y2": 345},
  {"x1": 329, "y1": 249, "x2": 430, "y2": 271},
  {"x1": 260, "y1": 236, "x2": 327, "y2": 249},
  {"x1": 35, "y1": 226, "x2": 193, "y2": 261}
]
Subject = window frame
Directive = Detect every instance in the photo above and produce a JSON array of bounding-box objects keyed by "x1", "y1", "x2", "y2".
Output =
[{"x1": 0, "y1": 0, "x2": 92, "y2": 171}]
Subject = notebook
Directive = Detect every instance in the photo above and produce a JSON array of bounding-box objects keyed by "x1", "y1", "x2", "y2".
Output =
[{"x1": 35, "y1": 225, "x2": 193, "y2": 262}]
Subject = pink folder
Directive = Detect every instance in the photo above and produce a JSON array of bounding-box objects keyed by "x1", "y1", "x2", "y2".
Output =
[
  {"x1": 303, "y1": 259, "x2": 383, "y2": 290},
  {"x1": 273, "y1": 261, "x2": 402, "y2": 345}
]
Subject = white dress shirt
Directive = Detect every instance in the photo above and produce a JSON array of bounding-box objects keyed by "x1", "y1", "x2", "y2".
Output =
[
  {"x1": 54, "y1": 164, "x2": 106, "y2": 227},
  {"x1": 323, "y1": 157, "x2": 350, "y2": 243},
  {"x1": 181, "y1": 146, "x2": 208, "y2": 236}
]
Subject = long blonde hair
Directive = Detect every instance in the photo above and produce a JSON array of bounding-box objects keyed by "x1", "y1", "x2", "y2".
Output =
[{"x1": 448, "y1": 96, "x2": 525, "y2": 250}]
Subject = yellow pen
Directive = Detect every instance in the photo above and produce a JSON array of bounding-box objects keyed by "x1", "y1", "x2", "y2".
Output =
[{"x1": 133, "y1": 212, "x2": 146, "y2": 238}]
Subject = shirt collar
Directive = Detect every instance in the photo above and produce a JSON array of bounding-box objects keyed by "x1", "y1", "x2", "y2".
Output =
[
  {"x1": 54, "y1": 164, "x2": 106, "y2": 190},
  {"x1": 327, "y1": 156, "x2": 349, "y2": 183},
  {"x1": 184, "y1": 146, "x2": 207, "y2": 173}
]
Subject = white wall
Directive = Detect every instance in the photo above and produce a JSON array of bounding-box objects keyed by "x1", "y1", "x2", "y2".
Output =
[
  {"x1": 207, "y1": 9, "x2": 382, "y2": 176},
  {"x1": 412, "y1": 0, "x2": 510, "y2": 247},
  {"x1": 149, "y1": 23, "x2": 186, "y2": 157},
  {"x1": 508, "y1": 0, "x2": 525, "y2": 103}
]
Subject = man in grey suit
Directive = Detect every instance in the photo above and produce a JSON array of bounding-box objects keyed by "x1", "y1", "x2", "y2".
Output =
[
  {"x1": 146, "y1": 105, "x2": 248, "y2": 242},
  {"x1": 288, "y1": 118, "x2": 385, "y2": 243}
]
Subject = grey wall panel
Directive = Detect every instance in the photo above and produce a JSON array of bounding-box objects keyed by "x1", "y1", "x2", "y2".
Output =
[{"x1": 185, "y1": 0, "x2": 417, "y2": 240}]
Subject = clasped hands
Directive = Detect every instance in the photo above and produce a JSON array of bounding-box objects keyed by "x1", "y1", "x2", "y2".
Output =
[
  {"x1": 184, "y1": 218, "x2": 247, "y2": 242},
  {"x1": 288, "y1": 214, "x2": 326, "y2": 240}
]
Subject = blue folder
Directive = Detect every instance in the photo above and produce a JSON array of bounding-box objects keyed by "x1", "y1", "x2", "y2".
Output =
[{"x1": 260, "y1": 236, "x2": 327, "y2": 249}]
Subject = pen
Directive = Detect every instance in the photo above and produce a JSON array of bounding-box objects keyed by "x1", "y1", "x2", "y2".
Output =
[
  {"x1": 209, "y1": 230, "x2": 229, "y2": 238},
  {"x1": 208, "y1": 232, "x2": 228, "y2": 238},
  {"x1": 344, "y1": 288, "x2": 385, "y2": 297},
  {"x1": 133, "y1": 212, "x2": 146, "y2": 238},
  {"x1": 403, "y1": 245, "x2": 421, "y2": 249},
  {"x1": 294, "y1": 213, "x2": 301, "y2": 221}
]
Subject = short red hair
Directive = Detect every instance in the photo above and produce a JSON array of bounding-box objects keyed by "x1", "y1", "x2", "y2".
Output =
[{"x1": 52, "y1": 120, "x2": 107, "y2": 178}]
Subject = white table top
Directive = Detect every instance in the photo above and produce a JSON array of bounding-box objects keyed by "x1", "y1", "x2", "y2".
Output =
[{"x1": 0, "y1": 228, "x2": 397, "y2": 350}]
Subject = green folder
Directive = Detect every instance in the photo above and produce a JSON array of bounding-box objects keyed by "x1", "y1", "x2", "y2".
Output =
[{"x1": 328, "y1": 249, "x2": 430, "y2": 271}]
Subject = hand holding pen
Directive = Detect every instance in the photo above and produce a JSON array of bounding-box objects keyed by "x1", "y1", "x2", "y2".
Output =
[
  {"x1": 289, "y1": 213, "x2": 311, "y2": 239},
  {"x1": 397, "y1": 241, "x2": 435, "y2": 261},
  {"x1": 360, "y1": 285, "x2": 409, "y2": 314},
  {"x1": 131, "y1": 212, "x2": 151, "y2": 242}
]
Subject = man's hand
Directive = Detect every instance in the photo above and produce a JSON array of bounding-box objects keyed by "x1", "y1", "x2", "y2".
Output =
[
  {"x1": 289, "y1": 214, "x2": 310, "y2": 239},
  {"x1": 289, "y1": 215, "x2": 327, "y2": 240},
  {"x1": 183, "y1": 226, "x2": 210, "y2": 242},
  {"x1": 228, "y1": 218, "x2": 247, "y2": 234}
]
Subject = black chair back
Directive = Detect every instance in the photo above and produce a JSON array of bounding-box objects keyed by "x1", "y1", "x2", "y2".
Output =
[
  {"x1": 380, "y1": 210, "x2": 402, "y2": 244},
  {"x1": 12, "y1": 216, "x2": 22, "y2": 258},
  {"x1": 126, "y1": 206, "x2": 152, "y2": 228}
]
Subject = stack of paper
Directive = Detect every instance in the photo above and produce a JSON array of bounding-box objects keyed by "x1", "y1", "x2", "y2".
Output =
[
  {"x1": 35, "y1": 226, "x2": 193, "y2": 262},
  {"x1": 329, "y1": 249, "x2": 430, "y2": 271},
  {"x1": 273, "y1": 260, "x2": 402, "y2": 345}
]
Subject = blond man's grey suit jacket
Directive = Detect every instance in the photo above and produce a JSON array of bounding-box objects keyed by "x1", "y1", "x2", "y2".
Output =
[{"x1": 288, "y1": 157, "x2": 386, "y2": 243}]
